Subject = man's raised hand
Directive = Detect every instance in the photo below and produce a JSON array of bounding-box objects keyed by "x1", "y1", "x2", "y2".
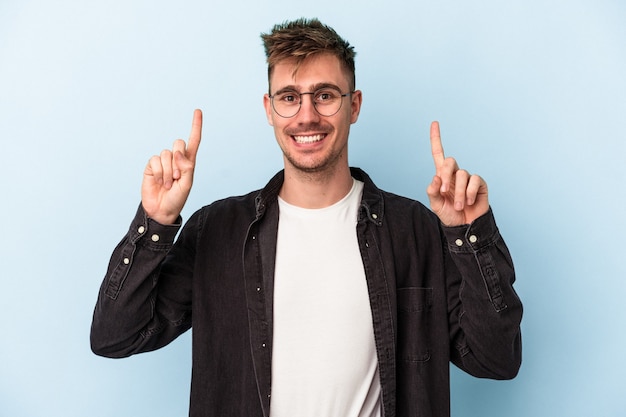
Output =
[
  {"x1": 141, "y1": 109, "x2": 203, "y2": 225},
  {"x1": 426, "y1": 121, "x2": 489, "y2": 226}
]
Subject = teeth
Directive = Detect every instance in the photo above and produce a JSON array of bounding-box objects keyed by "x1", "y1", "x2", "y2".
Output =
[{"x1": 293, "y1": 134, "x2": 324, "y2": 144}]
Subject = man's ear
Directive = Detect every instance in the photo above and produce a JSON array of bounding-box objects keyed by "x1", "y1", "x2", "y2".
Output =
[
  {"x1": 263, "y1": 94, "x2": 274, "y2": 126},
  {"x1": 350, "y1": 90, "x2": 363, "y2": 124}
]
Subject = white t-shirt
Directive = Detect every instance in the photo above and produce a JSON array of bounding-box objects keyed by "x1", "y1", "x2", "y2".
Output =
[{"x1": 270, "y1": 179, "x2": 381, "y2": 417}]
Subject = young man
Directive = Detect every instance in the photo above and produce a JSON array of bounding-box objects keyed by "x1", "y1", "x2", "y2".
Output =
[{"x1": 91, "y1": 18, "x2": 522, "y2": 417}]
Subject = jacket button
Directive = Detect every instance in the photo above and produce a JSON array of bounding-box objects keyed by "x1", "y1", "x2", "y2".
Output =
[
  {"x1": 123, "y1": 257, "x2": 130, "y2": 265},
  {"x1": 455, "y1": 239, "x2": 463, "y2": 247},
  {"x1": 151, "y1": 234, "x2": 160, "y2": 242},
  {"x1": 469, "y1": 235, "x2": 478, "y2": 243},
  {"x1": 138, "y1": 226, "x2": 145, "y2": 234}
]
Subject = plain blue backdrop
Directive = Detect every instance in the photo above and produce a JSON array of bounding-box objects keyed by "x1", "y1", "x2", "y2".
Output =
[{"x1": 1, "y1": 0, "x2": 625, "y2": 415}]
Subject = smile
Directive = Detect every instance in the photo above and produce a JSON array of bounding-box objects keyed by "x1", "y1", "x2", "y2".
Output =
[{"x1": 293, "y1": 134, "x2": 326, "y2": 144}]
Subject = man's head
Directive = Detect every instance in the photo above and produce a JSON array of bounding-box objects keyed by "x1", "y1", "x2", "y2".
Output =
[
  {"x1": 261, "y1": 19, "x2": 362, "y2": 178},
  {"x1": 261, "y1": 18, "x2": 356, "y2": 92}
]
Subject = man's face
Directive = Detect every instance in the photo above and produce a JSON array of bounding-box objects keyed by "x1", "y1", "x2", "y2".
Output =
[{"x1": 263, "y1": 53, "x2": 362, "y2": 175}]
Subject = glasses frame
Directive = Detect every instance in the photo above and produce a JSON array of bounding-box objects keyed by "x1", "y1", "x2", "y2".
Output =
[{"x1": 269, "y1": 88, "x2": 354, "y2": 118}]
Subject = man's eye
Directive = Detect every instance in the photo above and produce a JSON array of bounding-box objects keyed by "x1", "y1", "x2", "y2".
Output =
[
  {"x1": 315, "y1": 90, "x2": 338, "y2": 102},
  {"x1": 279, "y1": 93, "x2": 299, "y2": 103}
]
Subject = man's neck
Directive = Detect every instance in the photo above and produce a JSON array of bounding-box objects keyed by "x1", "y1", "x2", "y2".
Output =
[{"x1": 279, "y1": 164, "x2": 354, "y2": 209}]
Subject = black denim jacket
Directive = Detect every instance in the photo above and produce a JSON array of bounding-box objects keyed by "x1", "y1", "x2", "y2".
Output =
[{"x1": 91, "y1": 168, "x2": 522, "y2": 417}]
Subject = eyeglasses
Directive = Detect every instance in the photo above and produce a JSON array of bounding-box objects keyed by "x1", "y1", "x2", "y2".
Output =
[{"x1": 269, "y1": 86, "x2": 353, "y2": 118}]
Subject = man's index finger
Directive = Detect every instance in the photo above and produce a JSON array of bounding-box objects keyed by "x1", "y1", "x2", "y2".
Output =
[
  {"x1": 430, "y1": 121, "x2": 445, "y2": 168},
  {"x1": 187, "y1": 109, "x2": 203, "y2": 161}
]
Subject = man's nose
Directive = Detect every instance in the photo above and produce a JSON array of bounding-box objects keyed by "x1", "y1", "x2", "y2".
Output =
[{"x1": 297, "y1": 93, "x2": 321, "y2": 122}]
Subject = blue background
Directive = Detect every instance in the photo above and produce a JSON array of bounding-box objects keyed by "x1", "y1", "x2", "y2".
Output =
[{"x1": 1, "y1": 0, "x2": 625, "y2": 415}]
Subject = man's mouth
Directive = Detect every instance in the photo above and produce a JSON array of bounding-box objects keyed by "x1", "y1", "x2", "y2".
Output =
[{"x1": 292, "y1": 134, "x2": 326, "y2": 144}]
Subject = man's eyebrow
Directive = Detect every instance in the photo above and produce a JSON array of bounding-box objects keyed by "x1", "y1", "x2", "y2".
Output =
[
  {"x1": 309, "y1": 82, "x2": 342, "y2": 91},
  {"x1": 273, "y1": 85, "x2": 299, "y2": 95},
  {"x1": 273, "y1": 82, "x2": 343, "y2": 95}
]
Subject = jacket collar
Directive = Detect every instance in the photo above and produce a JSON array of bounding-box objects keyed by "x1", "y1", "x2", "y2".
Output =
[{"x1": 254, "y1": 167, "x2": 384, "y2": 226}]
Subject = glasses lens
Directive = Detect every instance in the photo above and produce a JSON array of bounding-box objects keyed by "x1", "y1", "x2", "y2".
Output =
[
  {"x1": 272, "y1": 91, "x2": 299, "y2": 118},
  {"x1": 313, "y1": 88, "x2": 343, "y2": 117}
]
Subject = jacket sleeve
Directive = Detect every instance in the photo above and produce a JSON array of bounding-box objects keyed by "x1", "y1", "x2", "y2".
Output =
[
  {"x1": 442, "y1": 208, "x2": 523, "y2": 379},
  {"x1": 90, "y1": 204, "x2": 194, "y2": 358}
]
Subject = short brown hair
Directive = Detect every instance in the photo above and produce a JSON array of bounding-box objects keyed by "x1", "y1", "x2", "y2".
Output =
[{"x1": 261, "y1": 18, "x2": 356, "y2": 92}]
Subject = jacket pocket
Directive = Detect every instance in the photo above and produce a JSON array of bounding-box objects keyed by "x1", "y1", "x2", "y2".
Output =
[{"x1": 397, "y1": 287, "x2": 433, "y2": 363}]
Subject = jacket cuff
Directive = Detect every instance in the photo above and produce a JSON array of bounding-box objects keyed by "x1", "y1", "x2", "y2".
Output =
[
  {"x1": 441, "y1": 207, "x2": 499, "y2": 253},
  {"x1": 129, "y1": 203, "x2": 182, "y2": 247}
]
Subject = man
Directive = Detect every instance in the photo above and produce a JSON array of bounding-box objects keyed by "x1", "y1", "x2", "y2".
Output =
[{"x1": 91, "y1": 18, "x2": 522, "y2": 417}]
